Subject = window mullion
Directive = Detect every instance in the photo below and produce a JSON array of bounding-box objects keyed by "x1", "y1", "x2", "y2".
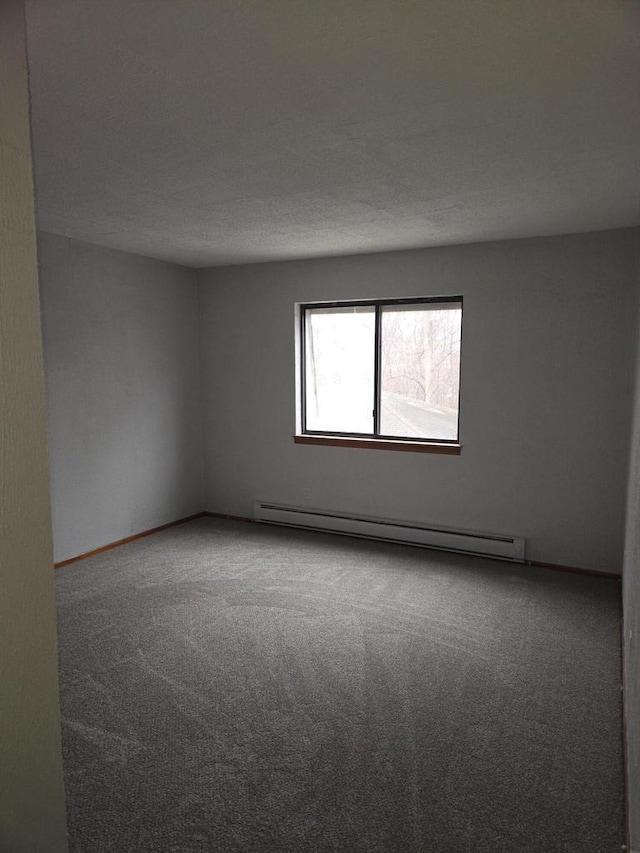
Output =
[{"x1": 373, "y1": 304, "x2": 381, "y2": 437}]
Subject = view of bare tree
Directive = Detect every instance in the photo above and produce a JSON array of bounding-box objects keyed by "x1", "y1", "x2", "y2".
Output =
[{"x1": 381, "y1": 307, "x2": 461, "y2": 410}]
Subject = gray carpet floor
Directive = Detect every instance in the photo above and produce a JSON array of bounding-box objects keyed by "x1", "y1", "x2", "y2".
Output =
[{"x1": 56, "y1": 517, "x2": 624, "y2": 852}]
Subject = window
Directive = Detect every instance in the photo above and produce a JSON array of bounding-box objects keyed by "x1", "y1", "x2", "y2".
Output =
[{"x1": 296, "y1": 296, "x2": 463, "y2": 453}]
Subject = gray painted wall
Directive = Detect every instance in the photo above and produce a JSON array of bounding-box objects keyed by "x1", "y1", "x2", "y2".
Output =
[
  {"x1": 39, "y1": 233, "x2": 202, "y2": 563},
  {"x1": 199, "y1": 229, "x2": 637, "y2": 573},
  {"x1": 623, "y1": 228, "x2": 640, "y2": 853},
  {"x1": 0, "y1": 2, "x2": 68, "y2": 849}
]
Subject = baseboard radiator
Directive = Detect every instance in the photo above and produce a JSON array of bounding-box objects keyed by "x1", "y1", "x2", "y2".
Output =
[{"x1": 253, "y1": 502, "x2": 525, "y2": 563}]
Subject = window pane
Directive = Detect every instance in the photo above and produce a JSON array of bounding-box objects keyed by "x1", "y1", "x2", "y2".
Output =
[
  {"x1": 380, "y1": 304, "x2": 461, "y2": 441},
  {"x1": 305, "y1": 306, "x2": 375, "y2": 434}
]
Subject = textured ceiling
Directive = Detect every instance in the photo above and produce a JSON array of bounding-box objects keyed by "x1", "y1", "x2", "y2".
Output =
[{"x1": 26, "y1": 0, "x2": 640, "y2": 267}]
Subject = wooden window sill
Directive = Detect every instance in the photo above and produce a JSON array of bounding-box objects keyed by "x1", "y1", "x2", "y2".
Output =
[{"x1": 293, "y1": 435, "x2": 461, "y2": 455}]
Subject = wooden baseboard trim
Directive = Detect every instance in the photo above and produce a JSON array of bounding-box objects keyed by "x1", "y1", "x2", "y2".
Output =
[
  {"x1": 200, "y1": 519, "x2": 620, "y2": 579},
  {"x1": 524, "y1": 559, "x2": 620, "y2": 580},
  {"x1": 54, "y1": 513, "x2": 622, "y2": 584},
  {"x1": 54, "y1": 513, "x2": 207, "y2": 568},
  {"x1": 201, "y1": 511, "x2": 254, "y2": 523}
]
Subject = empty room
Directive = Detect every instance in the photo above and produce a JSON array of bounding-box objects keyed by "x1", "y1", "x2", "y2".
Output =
[{"x1": 2, "y1": 1, "x2": 640, "y2": 851}]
